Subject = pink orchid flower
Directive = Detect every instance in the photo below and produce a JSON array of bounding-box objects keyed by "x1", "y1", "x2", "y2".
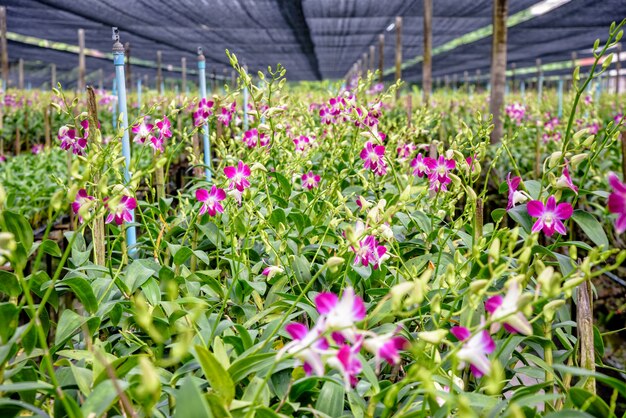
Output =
[
  {"x1": 360, "y1": 141, "x2": 387, "y2": 176},
  {"x1": 156, "y1": 115, "x2": 172, "y2": 140},
  {"x1": 242, "y1": 129, "x2": 259, "y2": 148},
  {"x1": 506, "y1": 173, "x2": 530, "y2": 210},
  {"x1": 71, "y1": 189, "x2": 95, "y2": 223},
  {"x1": 280, "y1": 322, "x2": 329, "y2": 377},
  {"x1": 105, "y1": 195, "x2": 136, "y2": 225},
  {"x1": 485, "y1": 282, "x2": 532, "y2": 335},
  {"x1": 196, "y1": 185, "x2": 226, "y2": 216},
  {"x1": 315, "y1": 288, "x2": 366, "y2": 340},
  {"x1": 527, "y1": 195, "x2": 573, "y2": 237},
  {"x1": 450, "y1": 326, "x2": 495, "y2": 377},
  {"x1": 327, "y1": 339, "x2": 363, "y2": 389},
  {"x1": 301, "y1": 171, "x2": 321, "y2": 190},
  {"x1": 411, "y1": 153, "x2": 430, "y2": 178},
  {"x1": 363, "y1": 329, "x2": 407, "y2": 372},
  {"x1": 425, "y1": 155, "x2": 455, "y2": 184},
  {"x1": 608, "y1": 172, "x2": 626, "y2": 233},
  {"x1": 132, "y1": 118, "x2": 154, "y2": 145},
  {"x1": 555, "y1": 162, "x2": 578, "y2": 194},
  {"x1": 224, "y1": 160, "x2": 251, "y2": 192}
]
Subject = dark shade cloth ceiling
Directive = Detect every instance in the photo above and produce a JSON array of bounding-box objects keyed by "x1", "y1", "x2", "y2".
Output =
[{"x1": 0, "y1": 0, "x2": 623, "y2": 88}]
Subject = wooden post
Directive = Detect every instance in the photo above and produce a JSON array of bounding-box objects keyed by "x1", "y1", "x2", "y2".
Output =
[
  {"x1": 378, "y1": 34, "x2": 384, "y2": 83},
  {"x1": 98, "y1": 68, "x2": 103, "y2": 90},
  {"x1": 423, "y1": 0, "x2": 433, "y2": 105},
  {"x1": 571, "y1": 52, "x2": 578, "y2": 91},
  {"x1": 395, "y1": 16, "x2": 403, "y2": 95},
  {"x1": 452, "y1": 74, "x2": 458, "y2": 92},
  {"x1": 78, "y1": 29, "x2": 86, "y2": 91},
  {"x1": 369, "y1": 45, "x2": 375, "y2": 73},
  {"x1": 18, "y1": 58, "x2": 23, "y2": 89},
  {"x1": 577, "y1": 280, "x2": 596, "y2": 394},
  {"x1": 475, "y1": 69, "x2": 481, "y2": 93},
  {"x1": 362, "y1": 52, "x2": 368, "y2": 76},
  {"x1": 0, "y1": 6, "x2": 8, "y2": 87},
  {"x1": 464, "y1": 70, "x2": 469, "y2": 94},
  {"x1": 156, "y1": 50, "x2": 163, "y2": 94},
  {"x1": 44, "y1": 105, "x2": 51, "y2": 149},
  {"x1": 51, "y1": 63, "x2": 56, "y2": 88},
  {"x1": 489, "y1": 0, "x2": 508, "y2": 144},
  {"x1": 511, "y1": 62, "x2": 516, "y2": 93},
  {"x1": 181, "y1": 57, "x2": 187, "y2": 93},
  {"x1": 125, "y1": 42, "x2": 131, "y2": 92},
  {"x1": 211, "y1": 69, "x2": 216, "y2": 93},
  {"x1": 616, "y1": 43, "x2": 622, "y2": 95}
]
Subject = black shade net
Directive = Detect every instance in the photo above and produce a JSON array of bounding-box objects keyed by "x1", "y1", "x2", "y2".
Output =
[{"x1": 0, "y1": 0, "x2": 623, "y2": 88}]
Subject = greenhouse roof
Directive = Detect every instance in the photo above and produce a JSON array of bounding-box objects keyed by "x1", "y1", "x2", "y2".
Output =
[{"x1": 1, "y1": 0, "x2": 624, "y2": 87}]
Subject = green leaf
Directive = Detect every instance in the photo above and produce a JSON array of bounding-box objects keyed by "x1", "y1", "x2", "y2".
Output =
[
  {"x1": 81, "y1": 380, "x2": 129, "y2": 418},
  {"x1": 567, "y1": 387, "x2": 610, "y2": 418},
  {"x1": 0, "y1": 270, "x2": 21, "y2": 297},
  {"x1": 194, "y1": 345, "x2": 235, "y2": 406},
  {"x1": 54, "y1": 309, "x2": 87, "y2": 347},
  {"x1": 168, "y1": 243, "x2": 194, "y2": 266},
  {"x1": 508, "y1": 204, "x2": 533, "y2": 233},
  {"x1": 124, "y1": 259, "x2": 157, "y2": 292},
  {"x1": 229, "y1": 353, "x2": 276, "y2": 383},
  {"x1": 60, "y1": 277, "x2": 98, "y2": 314},
  {"x1": 2, "y1": 211, "x2": 33, "y2": 251},
  {"x1": 491, "y1": 208, "x2": 506, "y2": 223},
  {"x1": 30, "y1": 240, "x2": 61, "y2": 257},
  {"x1": 571, "y1": 210, "x2": 609, "y2": 249},
  {"x1": 544, "y1": 411, "x2": 593, "y2": 418},
  {"x1": 291, "y1": 255, "x2": 311, "y2": 283},
  {"x1": 315, "y1": 380, "x2": 345, "y2": 417},
  {"x1": 173, "y1": 377, "x2": 214, "y2": 418},
  {"x1": 0, "y1": 303, "x2": 19, "y2": 343}
]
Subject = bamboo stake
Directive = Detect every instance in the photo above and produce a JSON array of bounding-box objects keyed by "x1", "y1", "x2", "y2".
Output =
[
  {"x1": 87, "y1": 86, "x2": 105, "y2": 265},
  {"x1": 577, "y1": 280, "x2": 595, "y2": 394},
  {"x1": 489, "y1": 0, "x2": 508, "y2": 144},
  {"x1": 395, "y1": 16, "x2": 402, "y2": 99}
]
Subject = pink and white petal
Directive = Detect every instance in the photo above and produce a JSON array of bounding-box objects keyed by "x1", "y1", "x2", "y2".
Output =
[
  {"x1": 554, "y1": 203, "x2": 573, "y2": 220},
  {"x1": 526, "y1": 200, "x2": 545, "y2": 217},
  {"x1": 485, "y1": 295, "x2": 503, "y2": 314},
  {"x1": 450, "y1": 326, "x2": 470, "y2": 341},
  {"x1": 553, "y1": 219, "x2": 567, "y2": 235},
  {"x1": 196, "y1": 189, "x2": 209, "y2": 202},
  {"x1": 531, "y1": 219, "x2": 544, "y2": 234},
  {"x1": 315, "y1": 292, "x2": 338, "y2": 314},
  {"x1": 285, "y1": 323, "x2": 308, "y2": 340}
]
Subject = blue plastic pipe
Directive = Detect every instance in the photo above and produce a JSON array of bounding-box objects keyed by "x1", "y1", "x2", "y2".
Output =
[
  {"x1": 113, "y1": 29, "x2": 137, "y2": 254},
  {"x1": 557, "y1": 78, "x2": 564, "y2": 118},
  {"x1": 521, "y1": 80, "x2": 526, "y2": 105},
  {"x1": 197, "y1": 48, "x2": 212, "y2": 181},
  {"x1": 112, "y1": 79, "x2": 117, "y2": 130}
]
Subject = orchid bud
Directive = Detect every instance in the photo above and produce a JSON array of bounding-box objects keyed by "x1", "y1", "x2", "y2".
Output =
[
  {"x1": 548, "y1": 152, "x2": 562, "y2": 168},
  {"x1": 537, "y1": 266, "x2": 560, "y2": 298},
  {"x1": 569, "y1": 153, "x2": 587, "y2": 169},
  {"x1": 470, "y1": 279, "x2": 489, "y2": 294},
  {"x1": 582, "y1": 135, "x2": 596, "y2": 147},
  {"x1": 543, "y1": 300, "x2": 565, "y2": 322},
  {"x1": 418, "y1": 329, "x2": 448, "y2": 345},
  {"x1": 488, "y1": 238, "x2": 501, "y2": 263},
  {"x1": 325, "y1": 257, "x2": 344, "y2": 271}
]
